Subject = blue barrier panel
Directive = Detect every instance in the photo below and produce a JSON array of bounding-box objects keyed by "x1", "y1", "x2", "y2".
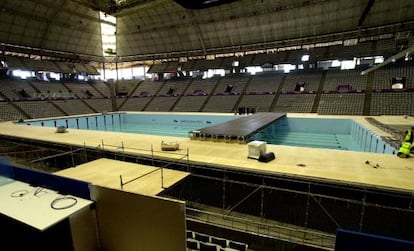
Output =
[
  {"x1": 0, "y1": 157, "x2": 14, "y2": 179},
  {"x1": 335, "y1": 228, "x2": 414, "y2": 251},
  {"x1": 13, "y1": 166, "x2": 91, "y2": 200}
]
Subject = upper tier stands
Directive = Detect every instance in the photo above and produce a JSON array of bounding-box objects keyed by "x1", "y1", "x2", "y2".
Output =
[
  {"x1": 130, "y1": 79, "x2": 163, "y2": 97},
  {"x1": 213, "y1": 75, "x2": 250, "y2": 95},
  {"x1": 30, "y1": 80, "x2": 74, "y2": 99},
  {"x1": 237, "y1": 72, "x2": 283, "y2": 112},
  {"x1": 63, "y1": 81, "x2": 104, "y2": 99},
  {"x1": 245, "y1": 72, "x2": 282, "y2": 94},
  {"x1": 0, "y1": 79, "x2": 39, "y2": 100},
  {"x1": 116, "y1": 79, "x2": 140, "y2": 96},
  {"x1": 170, "y1": 77, "x2": 219, "y2": 112},
  {"x1": 15, "y1": 100, "x2": 66, "y2": 118},
  {"x1": 4, "y1": 56, "x2": 99, "y2": 75},
  {"x1": 202, "y1": 95, "x2": 239, "y2": 113},
  {"x1": 157, "y1": 78, "x2": 191, "y2": 97},
  {"x1": 89, "y1": 80, "x2": 112, "y2": 98},
  {"x1": 282, "y1": 70, "x2": 322, "y2": 93},
  {"x1": 318, "y1": 93, "x2": 365, "y2": 115},
  {"x1": 0, "y1": 102, "x2": 23, "y2": 121},
  {"x1": 53, "y1": 100, "x2": 95, "y2": 115},
  {"x1": 0, "y1": 60, "x2": 413, "y2": 121},
  {"x1": 118, "y1": 97, "x2": 152, "y2": 111},
  {"x1": 371, "y1": 92, "x2": 414, "y2": 116},
  {"x1": 172, "y1": 96, "x2": 209, "y2": 112},
  {"x1": 145, "y1": 96, "x2": 179, "y2": 112},
  {"x1": 326, "y1": 42, "x2": 373, "y2": 60},
  {"x1": 323, "y1": 69, "x2": 367, "y2": 91},
  {"x1": 142, "y1": 78, "x2": 187, "y2": 111},
  {"x1": 184, "y1": 78, "x2": 218, "y2": 96},
  {"x1": 274, "y1": 94, "x2": 316, "y2": 113},
  {"x1": 372, "y1": 61, "x2": 414, "y2": 90}
]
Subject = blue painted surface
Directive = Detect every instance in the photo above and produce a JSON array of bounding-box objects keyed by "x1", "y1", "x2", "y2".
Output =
[
  {"x1": 0, "y1": 159, "x2": 14, "y2": 186},
  {"x1": 335, "y1": 228, "x2": 414, "y2": 251},
  {"x1": 13, "y1": 166, "x2": 91, "y2": 199}
]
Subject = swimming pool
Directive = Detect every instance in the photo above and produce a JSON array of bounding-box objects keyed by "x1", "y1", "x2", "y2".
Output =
[
  {"x1": 249, "y1": 117, "x2": 396, "y2": 154},
  {"x1": 22, "y1": 112, "x2": 239, "y2": 137},
  {"x1": 21, "y1": 112, "x2": 397, "y2": 154}
]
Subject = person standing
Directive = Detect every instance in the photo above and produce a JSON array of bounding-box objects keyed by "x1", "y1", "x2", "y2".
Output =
[{"x1": 397, "y1": 125, "x2": 414, "y2": 158}]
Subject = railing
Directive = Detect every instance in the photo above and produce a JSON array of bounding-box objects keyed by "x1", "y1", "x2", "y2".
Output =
[
  {"x1": 98, "y1": 140, "x2": 189, "y2": 190},
  {"x1": 186, "y1": 207, "x2": 336, "y2": 250}
]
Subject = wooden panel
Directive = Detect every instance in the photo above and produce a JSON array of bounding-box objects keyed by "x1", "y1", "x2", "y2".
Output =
[
  {"x1": 56, "y1": 158, "x2": 189, "y2": 196},
  {"x1": 91, "y1": 185, "x2": 186, "y2": 251},
  {"x1": 69, "y1": 207, "x2": 100, "y2": 251}
]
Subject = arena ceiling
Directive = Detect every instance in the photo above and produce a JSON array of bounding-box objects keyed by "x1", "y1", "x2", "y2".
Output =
[{"x1": 0, "y1": 0, "x2": 413, "y2": 62}]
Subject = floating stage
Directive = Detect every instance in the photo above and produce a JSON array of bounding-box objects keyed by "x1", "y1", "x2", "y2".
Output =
[{"x1": 189, "y1": 112, "x2": 286, "y2": 143}]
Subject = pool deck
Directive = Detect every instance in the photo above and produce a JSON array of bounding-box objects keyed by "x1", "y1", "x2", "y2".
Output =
[{"x1": 1, "y1": 112, "x2": 414, "y2": 194}]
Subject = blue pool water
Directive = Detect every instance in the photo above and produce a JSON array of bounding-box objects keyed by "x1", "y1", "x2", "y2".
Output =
[
  {"x1": 249, "y1": 117, "x2": 396, "y2": 154},
  {"x1": 21, "y1": 113, "x2": 397, "y2": 154},
  {"x1": 23, "y1": 113, "x2": 238, "y2": 137}
]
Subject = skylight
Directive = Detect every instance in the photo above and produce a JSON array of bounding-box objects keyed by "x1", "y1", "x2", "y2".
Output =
[{"x1": 100, "y1": 12, "x2": 117, "y2": 57}]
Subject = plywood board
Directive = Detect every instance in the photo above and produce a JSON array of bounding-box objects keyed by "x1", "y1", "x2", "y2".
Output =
[
  {"x1": 56, "y1": 158, "x2": 189, "y2": 196},
  {"x1": 91, "y1": 185, "x2": 186, "y2": 251}
]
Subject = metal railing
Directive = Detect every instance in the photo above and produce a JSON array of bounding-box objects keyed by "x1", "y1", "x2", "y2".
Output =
[
  {"x1": 186, "y1": 207, "x2": 336, "y2": 250},
  {"x1": 98, "y1": 140, "x2": 189, "y2": 190}
]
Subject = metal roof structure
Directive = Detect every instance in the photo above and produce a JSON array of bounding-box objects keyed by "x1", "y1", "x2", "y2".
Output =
[{"x1": 0, "y1": 0, "x2": 413, "y2": 62}]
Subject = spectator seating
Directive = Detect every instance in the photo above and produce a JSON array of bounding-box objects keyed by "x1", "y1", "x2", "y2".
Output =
[
  {"x1": 238, "y1": 94, "x2": 275, "y2": 113},
  {"x1": 372, "y1": 61, "x2": 414, "y2": 90},
  {"x1": 214, "y1": 75, "x2": 249, "y2": 95},
  {"x1": 202, "y1": 95, "x2": 239, "y2": 113},
  {"x1": 89, "y1": 80, "x2": 112, "y2": 97},
  {"x1": 83, "y1": 98, "x2": 112, "y2": 112},
  {"x1": 324, "y1": 69, "x2": 367, "y2": 91},
  {"x1": 0, "y1": 102, "x2": 24, "y2": 121},
  {"x1": 30, "y1": 80, "x2": 72, "y2": 99},
  {"x1": 129, "y1": 79, "x2": 164, "y2": 97},
  {"x1": 64, "y1": 81, "x2": 103, "y2": 99},
  {"x1": 375, "y1": 38, "x2": 398, "y2": 58},
  {"x1": 282, "y1": 70, "x2": 321, "y2": 92},
  {"x1": 4, "y1": 56, "x2": 28, "y2": 70},
  {"x1": 172, "y1": 96, "x2": 209, "y2": 112},
  {"x1": 15, "y1": 100, "x2": 65, "y2": 118},
  {"x1": 326, "y1": 42, "x2": 373, "y2": 60},
  {"x1": 53, "y1": 100, "x2": 95, "y2": 115},
  {"x1": 158, "y1": 78, "x2": 191, "y2": 97},
  {"x1": 251, "y1": 52, "x2": 288, "y2": 66},
  {"x1": 186, "y1": 230, "x2": 248, "y2": 251},
  {"x1": 118, "y1": 97, "x2": 152, "y2": 111},
  {"x1": 317, "y1": 93, "x2": 365, "y2": 115},
  {"x1": 54, "y1": 61, "x2": 74, "y2": 73},
  {"x1": 0, "y1": 79, "x2": 38, "y2": 100},
  {"x1": 116, "y1": 79, "x2": 140, "y2": 96},
  {"x1": 371, "y1": 91, "x2": 414, "y2": 116},
  {"x1": 274, "y1": 94, "x2": 316, "y2": 113},
  {"x1": 245, "y1": 72, "x2": 282, "y2": 94},
  {"x1": 184, "y1": 78, "x2": 218, "y2": 96},
  {"x1": 144, "y1": 96, "x2": 179, "y2": 111}
]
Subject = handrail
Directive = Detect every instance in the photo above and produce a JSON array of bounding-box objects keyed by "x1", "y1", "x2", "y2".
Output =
[
  {"x1": 186, "y1": 207, "x2": 335, "y2": 250},
  {"x1": 30, "y1": 148, "x2": 84, "y2": 163},
  {"x1": 97, "y1": 139, "x2": 189, "y2": 190}
]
